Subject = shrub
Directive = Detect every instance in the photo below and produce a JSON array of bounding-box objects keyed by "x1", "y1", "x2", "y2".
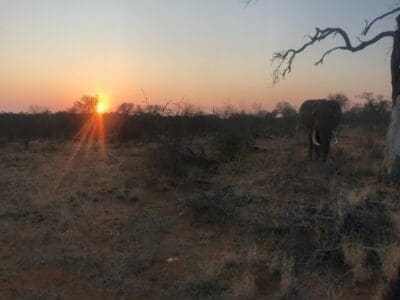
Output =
[
  {"x1": 147, "y1": 139, "x2": 188, "y2": 177},
  {"x1": 339, "y1": 198, "x2": 395, "y2": 247},
  {"x1": 336, "y1": 198, "x2": 397, "y2": 282},
  {"x1": 147, "y1": 136, "x2": 215, "y2": 178},
  {"x1": 181, "y1": 186, "x2": 243, "y2": 224},
  {"x1": 214, "y1": 127, "x2": 253, "y2": 162}
]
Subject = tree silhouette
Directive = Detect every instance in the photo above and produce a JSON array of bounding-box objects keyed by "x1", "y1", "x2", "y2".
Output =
[
  {"x1": 116, "y1": 102, "x2": 135, "y2": 115},
  {"x1": 71, "y1": 95, "x2": 99, "y2": 114}
]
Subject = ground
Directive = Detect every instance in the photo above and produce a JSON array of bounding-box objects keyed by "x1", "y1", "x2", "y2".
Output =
[{"x1": 1, "y1": 129, "x2": 399, "y2": 299}]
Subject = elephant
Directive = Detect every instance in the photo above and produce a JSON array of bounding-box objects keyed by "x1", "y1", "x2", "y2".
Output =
[{"x1": 299, "y1": 99, "x2": 342, "y2": 161}]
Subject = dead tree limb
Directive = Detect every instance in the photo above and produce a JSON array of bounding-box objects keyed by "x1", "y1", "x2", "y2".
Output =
[
  {"x1": 315, "y1": 30, "x2": 395, "y2": 65},
  {"x1": 362, "y1": 7, "x2": 400, "y2": 36},
  {"x1": 272, "y1": 27, "x2": 395, "y2": 84}
]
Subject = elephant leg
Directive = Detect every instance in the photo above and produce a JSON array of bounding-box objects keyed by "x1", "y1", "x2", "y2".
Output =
[
  {"x1": 322, "y1": 143, "x2": 330, "y2": 162},
  {"x1": 315, "y1": 146, "x2": 321, "y2": 160},
  {"x1": 321, "y1": 153, "x2": 327, "y2": 162}
]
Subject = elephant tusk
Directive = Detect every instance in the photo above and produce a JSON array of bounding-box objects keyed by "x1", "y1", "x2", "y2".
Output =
[
  {"x1": 312, "y1": 129, "x2": 321, "y2": 146},
  {"x1": 332, "y1": 132, "x2": 338, "y2": 145}
]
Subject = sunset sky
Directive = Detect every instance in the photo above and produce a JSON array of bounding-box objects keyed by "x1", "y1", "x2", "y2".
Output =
[{"x1": 0, "y1": 0, "x2": 397, "y2": 112}]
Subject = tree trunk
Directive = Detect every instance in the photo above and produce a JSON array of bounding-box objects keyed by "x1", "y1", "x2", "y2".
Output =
[
  {"x1": 384, "y1": 17, "x2": 400, "y2": 183},
  {"x1": 384, "y1": 96, "x2": 400, "y2": 182}
]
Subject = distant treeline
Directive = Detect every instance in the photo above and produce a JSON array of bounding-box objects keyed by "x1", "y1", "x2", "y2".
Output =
[
  {"x1": 0, "y1": 93, "x2": 391, "y2": 147},
  {"x1": 0, "y1": 110, "x2": 296, "y2": 144}
]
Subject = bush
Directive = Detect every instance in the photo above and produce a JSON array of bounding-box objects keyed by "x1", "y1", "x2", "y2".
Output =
[
  {"x1": 181, "y1": 186, "x2": 244, "y2": 224},
  {"x1": 214, "y1": 127, "x2": 253, "y2": 162},
  {"x1": 335, "y1": 198, "x2": 397, "y2": 282},
  {"x1": 147, "y1": 139, "x2": 188, "y2": 177},
  {"x1": 339, "y1": 198, "x2": 395, "y2": 247},
  {"x1": 147, "y1": 136, "x2": 215, "y2": 178}
]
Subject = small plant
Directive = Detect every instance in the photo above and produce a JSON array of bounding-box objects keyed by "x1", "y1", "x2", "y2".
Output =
[
  {"x1": 184, "y1": 279, "x2": 229, "y2": 299},
  {"x1": 352, "y1": 164, "x2": 376, "y2": 178},
  {"x1": 181, "y1": 186, "x2": 242, "y2": 224}
]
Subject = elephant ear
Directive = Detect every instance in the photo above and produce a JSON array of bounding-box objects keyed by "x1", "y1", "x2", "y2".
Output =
[{"x1": 312, "y1": 101, "x2": 322, "y2": 117}]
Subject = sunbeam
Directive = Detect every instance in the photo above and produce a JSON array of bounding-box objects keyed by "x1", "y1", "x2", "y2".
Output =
[{"x1": 52, "y1": 113, "x2": 107, "y2": 192}]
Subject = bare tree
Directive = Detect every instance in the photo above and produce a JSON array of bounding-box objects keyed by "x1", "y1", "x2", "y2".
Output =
[
  {"x1": 71, "y1": 95, "x2": 99, "y2": 114},
  {"x1": 28, "y1": 105, "x2": 51, "y2": 114},
  {"x1": 116, "y1": 102, "x2": 135, "y2": 115},
  {"x1": 270, "y1": 5, "x2": 400, "y2": 182}
]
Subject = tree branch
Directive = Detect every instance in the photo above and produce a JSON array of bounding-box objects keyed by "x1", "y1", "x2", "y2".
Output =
[
  {"x1": 272, "y1": 27, "x2": 395, "y2": 84},
  {"x1": 315, "y1": 31, "x2": 395, "y2": 65},
  {"x1": 242, "y1": 0, "x2": 254, "y2": 8},
  {"x1": 362, "y1": 7, "x2": 400, "y2": 36}
]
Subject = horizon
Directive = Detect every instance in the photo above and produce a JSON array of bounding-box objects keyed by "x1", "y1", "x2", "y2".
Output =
[
  {"x1": 0, "y1": 92, "x2": 392, "y2": 114},
  {"x1": 0, "y1": 0, "x2": 397, "y2": 112}
]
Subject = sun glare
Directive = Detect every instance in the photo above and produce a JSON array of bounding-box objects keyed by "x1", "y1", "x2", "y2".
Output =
[
  {"x1": 96, "y1": 93, "x2": 109, "y2": 114},
  {"x1": 96, "y1": 101, "x2": 106, "y2": 114}
]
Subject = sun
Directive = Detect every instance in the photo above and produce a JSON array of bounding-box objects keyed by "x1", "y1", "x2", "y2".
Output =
[
  {"x1": 95, "y1": 93, "x2": 109, "y2": 114},
  {"x1": 96, "y1": 101, "x2": 106, "y2": 114}
]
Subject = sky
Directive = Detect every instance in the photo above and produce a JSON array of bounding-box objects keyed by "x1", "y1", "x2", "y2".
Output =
[{"x1": 0, "y1": 0, "x2": 398, "y2": 112}]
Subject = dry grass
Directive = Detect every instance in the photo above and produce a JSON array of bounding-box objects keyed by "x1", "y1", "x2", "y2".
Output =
[{"x1": 0, "y1": 128, "x2": 399, "y2": 299}]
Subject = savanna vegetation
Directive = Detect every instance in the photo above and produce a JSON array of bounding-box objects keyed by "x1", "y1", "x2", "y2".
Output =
[
  {"x1": 0, "y1": 92, "x2": 390, "y2": 148},
  {"x1": 1, "y1": 92, "x2": 399, "y2": 299}
]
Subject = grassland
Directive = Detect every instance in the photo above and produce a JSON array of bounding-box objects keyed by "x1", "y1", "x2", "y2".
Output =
[{"x1": 0, "y1": 128, "x2": 399, "y2": 299}]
